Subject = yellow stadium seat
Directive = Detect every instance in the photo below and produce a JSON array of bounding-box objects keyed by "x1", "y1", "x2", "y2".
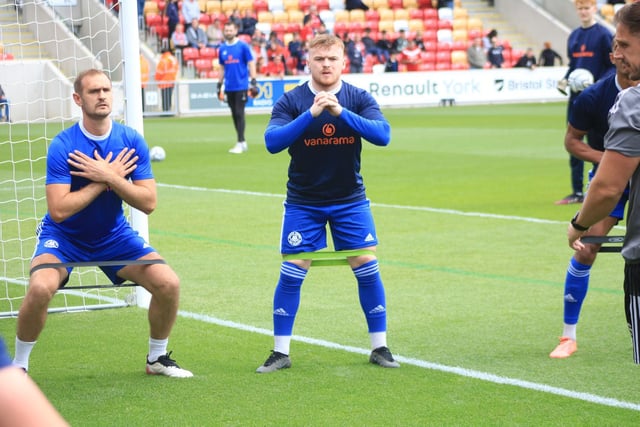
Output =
[
  {"x1": 221, "y1": 0, "x2": 237, "y2": 13},
  {"x1": 378, "y1": 8, "x2": 394, "y2": 22},
  {"x1": 206, "y1": 0, "x2": 221, "y2": 13},
  {"x1": 452, "y1": 18, "x2": 468, "y2": 31},
  {"x1": 199, "y1": 0, "x2": 207, "y2": 12},
  {"x1": 393, "y1": 8, "x2": 409, "y2": 21},
  {"x1": 237, "y1": 0, "x2": 253, "y2": 12},
  {"x1": 288, "y1": 9, "x2": 304, "y2": 23},
  {"x1": 373, "y1": 0, "x2": 389, "y2": 10},
  {"x1": 408, "y1": 19, "x2": 424, "y2": 32},
  {"x1": 452, "y1": 29, "x2": 467, "y2": 42},
  {"x1": 466, "y1": 17, "x2": 483, "y2": 32},
  {"x1": 258, "y1": 10, "x2": 274, "y2": 23},
  {"x1": 283, "y1": 0, "x2": 299, "y2": 11},
  {"x1": 350, "y1": 9, "x2": 366, "y2": 22},
  {"x1": 453, "y1": 7, "x2": 468, "y2": 19},
  {"x1": 451, "y1": 49, "x2": 467, "y2": 65},
  {"x1": 403, "y1": 0, "x2": 417, "y2": 8},
  {"x1": 334, "y1": 9, "x2": 350, "y2": 22},
  {"x1": 378, "y1": 20, "x2": 394, "y2": 33},
  {"x1": 272, "y1": 10, "x2": 289, "y2": 23},
  {"x1": 143, "y1": 1, "x2": 159, "y2": 15}
]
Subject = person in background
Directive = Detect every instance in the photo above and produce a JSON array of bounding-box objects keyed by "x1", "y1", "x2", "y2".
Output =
[
  {"x1": 12, "y1": 69, "x2": 192, "y2": 377},
  {"x1": 566, "y1": 2, "x2": 640, "y2": 365},
  {"x1": 166, "y1": 0, "x2": 180, "y2": 41},
  {"x1": 345, "y1": 33, "x2": 364, "y2": 73},
  {"x1": 240, "y1": 10, "x2": 257, "y2": 37},
  {"x1": 257, "y1": 34, "x2": 399, "y2": 373},
  {"x1": 171, "y1": 23, "x2": 190, "y2": 56},
  {"x1": 265, "y1": 54, "x2": 285, "y2": 78},
  {"x1": 218, "y1": 21, "x2": 258, "y2": 154},
  {"x1": 385, "y1": 49, "x2": 399, "y2": 72},
  {"x1": 555, "y1": 0, "x2": 614, "y2": 205},
  {"x1": 376, "y1": 30, "x2": 393, "y2": 59},
  {"x1": 207, "y1": 18, "x2": 224, "y2": 49},
  {"x1": 181, "y1": 0, "x2": 200, "y2": 31},
  {"x1": 186, "y1": 17, "x2": 209, "y2": 49},
  {"x1": 0, "y1": 84, "x2": 9, "y2": 122},
  {"x1": 539, "y1": 41, "x2": 564, "y2": 66},
  {"x1": 514, "y1": 47, "x2": 537, "y2": 69},
  {"x1": 487, "y1": 36, "x2": 504, "y2": 68},
  {"x1": 155, "y1": 48, "x2": 179, "y2": 112},
  {"x1": 467, "y1": 36, "x2": 486, "y2": 69},
  {"x1": 552, "y1": 42, "x2": 637, "y2": 359},
  {"x1": 391, "y1": 29, "x2": 408, "y2": 53},
  {"x1": 362, "y1": 27, "x2": 388, "y2": 63},
  {"x1": 1, "y1": 336, "x2": 69, "y2": 426},
  {"x1": 401, "y1": 39, "x2": 422, "y2": 72}
]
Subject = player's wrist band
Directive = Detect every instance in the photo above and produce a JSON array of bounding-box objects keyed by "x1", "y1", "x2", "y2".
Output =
[{"x1": 570, "y1": 213, "x2": 589, "y2": 231}]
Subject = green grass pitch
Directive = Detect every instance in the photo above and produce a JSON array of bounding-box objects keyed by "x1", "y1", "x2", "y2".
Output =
[{"x1": 1, "y1": 102, "x2": 638, "y2": 425}]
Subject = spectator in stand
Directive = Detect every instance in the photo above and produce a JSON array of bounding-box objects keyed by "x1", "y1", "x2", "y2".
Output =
[
  {"x1": 240, "y1": 10, "x2": 257, "y2": 37},
  {"x1": 401, "y1": 39, "x2": 422, "y2": 72},
  {"x1": 155, "y1": 48, "x2": 179, "y2": 112},
  {"x1": 227, "y1": 9, "x2": 244, "y2": 34},
  {"x1": 0, "y1": 84, "x2": 9, "y2": 122},
  {"x1": 385, "y1": 50, "x2": 399, "y2": 72},
  {"x1": 207, "y1": 18, "x2": 224, "y2": 49},
  {"x1": 300, "y1": 20, "x2": 315, "y2": 42},
  {"x1": 181, "y1": 0, "x2": 201, "y2": 31},
  {"x1": 252, "y1": 30, "x2": 268, "y2": 60},
  {"x1": 346, "y1": 33, "x2": 365, "y2": 73},
  {"x1": 186, "y1": 18, "x2": 209, "y2": 49},
  {"x1": 297, "y1": 41, "x2": 310, "y2": 74},
  {"x1": 487, "y1": 36, "x2": 504, "y2": 68},
  {"x1": 414, "y1": 30, "x2": 426, "y2": 51},
  {"x1": 483, "y1": 28, "x2": 498, "y2": 50},
  {"x1": 433, "y1": 0, "x2": 454, "y2": 7},
  {"x1": 376, "y1": 30, "x2": 393, "y2": 58},
  {"x1": 392, "y1": 29, "x2": 409, "y2": 53},
  {"x1": 288, "y1": 32, "x2": 304, "y2": 70},
  {"x1": 166, "y1": 0, "x2": 180, "y2": 41},
  {"x1": 316, "y1": 23, "x2": 330, "y2": 36},
  {"x1": 467, "y1": 36, "x2": 486, "y2": 69},
  {"x1": 0, "y1": 43, "x2": 14, "y2": 60},
  {"x1": 303, "y1": 5, "x2": 324, "y2": 31},
  {"x1": 256, "y1": 55, "x2": 267, "y2": 76},
  {"x1": 515, "y1": 47, "x2": 537, "y2": 69},
  {"x1": 539, "y1": 41, "x2": 564, "y2": 66},
  {"x1": 362, "y1": 27, "x2": 388, "y2": 63},
  {"x1": 171, "y1": 23, "x2": 190, "y2": 55},
  {"x1": 265, "y1": 54, "x2": 286, "y2": 78}
]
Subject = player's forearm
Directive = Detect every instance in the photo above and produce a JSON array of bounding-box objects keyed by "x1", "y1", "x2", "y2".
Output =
[
  {"x1": 265, "y1": 111, "x2": 314, "y2": 153},
  {"x1": 565, "y1": 139, "x2": 602, "y2": 163},
  {"x1": 47, "y1": 182, "x2": 106, "y2": 223},
  {"x1": 106, "y1": 178, "x2": 157, "y2": 215},
  {"x1": 339, "y1": 108, "x2": 390, "y2": 146}
]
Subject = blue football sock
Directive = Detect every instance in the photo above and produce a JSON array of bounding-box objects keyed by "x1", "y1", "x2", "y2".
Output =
[
  {"x1": 354, "y1": 260, "x2": 387, "y2": 333},
  {"x1": 563, "y1": 257, "x2": 591, "y2": 325},
  {"x1": 272, "y1": 262, "x2": 307, "y2": 336}
]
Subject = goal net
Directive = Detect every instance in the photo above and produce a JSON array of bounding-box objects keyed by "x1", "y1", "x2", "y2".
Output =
[{"x1": 0, "y1": 0, "x2": 149, "y2": 318}]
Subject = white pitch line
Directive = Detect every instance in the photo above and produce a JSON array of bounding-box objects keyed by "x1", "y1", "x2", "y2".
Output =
[
  {"x1": 178, "y1": 309, "x2": 640, "y2": 412},
  {"x1": 156, "y1": 183, "x2": 624, "y2": 228}
]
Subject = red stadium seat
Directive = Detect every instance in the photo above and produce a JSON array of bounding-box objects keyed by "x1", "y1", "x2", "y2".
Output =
[
  {"x1": 199, "y1": 47, "x2": 218, "y2": 59},
  {"x1": 182, "y1": 47, "x2": 200, "y2": 65}
]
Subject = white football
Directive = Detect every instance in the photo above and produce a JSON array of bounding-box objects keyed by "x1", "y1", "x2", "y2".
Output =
[
  {"x1": 568, "y1": 68, "x2": 594, "y2": 93},
  {"x1": 149, "y1": 146, "x2": 166, "y2": 162}
]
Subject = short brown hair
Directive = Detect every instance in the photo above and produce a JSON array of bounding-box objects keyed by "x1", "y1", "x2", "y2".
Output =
[
  {"x1": 308, "y1": 34, "x2": 345, "y2": 52},
  {"x1": 615, "y1": 2, "x2": 640, "y2": 36},
  {"x1": 74, "y1": 69, "x2": 109, "y2": 94}
]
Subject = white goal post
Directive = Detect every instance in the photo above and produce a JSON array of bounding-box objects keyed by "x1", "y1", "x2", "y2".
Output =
[{"x1": 0, "y1": 0, "x2": 151, "y2": 318}]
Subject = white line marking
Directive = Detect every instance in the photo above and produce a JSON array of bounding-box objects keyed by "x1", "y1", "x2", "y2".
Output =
[{"x1": 178, "y1": 309, "x2": 640, "y2": 411}]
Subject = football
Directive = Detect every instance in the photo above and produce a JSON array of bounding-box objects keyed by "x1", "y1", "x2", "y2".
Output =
[
  {"x1": 149, "y1": 146, "x2": 166, "y2": 162},
  {"x1": 568, "y1": 68, "x2": 594, "y2": 93}
]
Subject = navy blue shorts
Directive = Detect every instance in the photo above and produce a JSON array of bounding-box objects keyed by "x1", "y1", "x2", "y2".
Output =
[
  {"x1": 32, "y1": 221, "x2": 155, "y2": 284},
  {"x1": 280, "y1": 200, "x2": 379, "y2": 254}
]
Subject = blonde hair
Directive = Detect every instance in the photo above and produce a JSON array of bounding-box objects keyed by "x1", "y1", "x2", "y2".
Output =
[
  {"x1": 308, "y1": 34, "x2": 345, "y2": 53},
  {"x1": 574, "y1": 0, "x2": 596, "y2": 7}
]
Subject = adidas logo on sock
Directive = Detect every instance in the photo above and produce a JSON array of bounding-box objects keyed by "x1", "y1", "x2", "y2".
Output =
[
  {"x1": 564, "y1": 293, "x2": 577, "y2": 303},
  {"x1": 369, "y1": 305, "x2": 386, "y2": 314},
  {"x1": 273, "y1": 308, "x2": 290, "y2": 316}
]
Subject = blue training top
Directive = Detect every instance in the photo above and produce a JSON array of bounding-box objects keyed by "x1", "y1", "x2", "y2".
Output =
[
  {"x1": 565, "y1": 23, "x2": 614, "y2": 81},
  {"x1": 218, "y1": 39, "x2": 254, "y2": 91},
  {"x1": 569, "y1": 72, "x2": 621, "y2": 153},
  {"x1": 42, "y1": 121, "x2": 154, "y2": 242},
  {"x1": 264, "y1": 81, "x2": 390, "y2": 206}
]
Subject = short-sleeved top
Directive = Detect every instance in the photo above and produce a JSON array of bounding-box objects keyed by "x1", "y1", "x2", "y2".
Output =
[
  {"x1": 218, "y1": 39, "x2": 254, "y2": 91},
  {"x1": 42, "y1": 121, "x2": 153, "y2": 242},
  {"x1": 604, "y1": 85, "x2": 640, "y2": 261},
  {"x1": 569, "y1": 72, "x2": 621, "y2": 153},
  {"x1": 566, "y1": 23, "x2": 615, "y2": 82}
]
